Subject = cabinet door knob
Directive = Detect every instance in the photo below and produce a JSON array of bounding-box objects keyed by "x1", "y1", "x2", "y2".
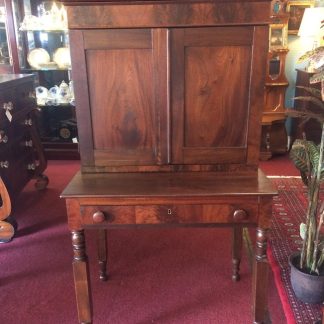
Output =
[
  {"x1": 0, "y1": 131, "x2": 8, "y2": 143},
  {"x1": 93, "y1": 210, "x2": 106, "y2": 223},
  {"x1": 3, "y1": 101, "x2": 13, "y2": 111},
  {"x1": 0, "y1": 161, "x2": 9, "y2": 168},
  {"x1": 233, "y1": 209, "x2": 248, "y2": 221}
]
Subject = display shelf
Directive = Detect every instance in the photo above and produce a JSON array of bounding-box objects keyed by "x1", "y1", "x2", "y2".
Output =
[
  {"x1": 20, "y1": 29, "x2": 67, "y2": 32},
  {"x1": 37, "y1": 102, "x2": 74, "y2": 107},
  {"x1": 21, "y1": 67, "x2": 70, "y2": 71},
  {"x1": 9, "y1": 0, "x2": 78, "y2": 159}
]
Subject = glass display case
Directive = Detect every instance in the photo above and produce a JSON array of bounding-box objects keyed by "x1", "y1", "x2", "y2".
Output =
[
  {"x1": 0, "y1": 0, "x2": 20, "y2": 73},
  {"x1": 0, "y1": 5, "x2": 10, "y2": 66},
  {"x1": 11, "y1": 0, "x2": 78, "y2": 159}
]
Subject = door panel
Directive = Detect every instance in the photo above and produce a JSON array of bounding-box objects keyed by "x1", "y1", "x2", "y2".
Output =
[
  {"x1": 87, "y1": 49, "x2": 154, "y2": 152},
  {"x1": 184, "y1": 46, "x2": 250, "y2": 148},
  {"x1": 171, "y1": 27, "x2": 256, "y2": 164},
  {"x1": 81, "y1": 29, "x2": 168, "y2": 166}
]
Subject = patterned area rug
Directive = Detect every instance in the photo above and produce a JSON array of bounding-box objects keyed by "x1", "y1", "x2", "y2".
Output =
[{"x1": 268, "y1": 177, "x2": 323, "y2": 324}]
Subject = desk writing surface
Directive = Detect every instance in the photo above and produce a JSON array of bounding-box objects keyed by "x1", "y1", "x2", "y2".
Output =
[{"x1": 61, "y1": 169, "x2": 276, "y2": 198}]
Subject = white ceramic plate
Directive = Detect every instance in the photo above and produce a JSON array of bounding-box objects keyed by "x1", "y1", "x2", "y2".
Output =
[
  {"x1": 53, "y1": 47, "x2": 71, "y2": 69},
  {"x1": 27, "y1": 48, "x2": 50, "y2": 69}
]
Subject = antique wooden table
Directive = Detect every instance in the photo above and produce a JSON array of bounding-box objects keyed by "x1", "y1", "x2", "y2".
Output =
[{"x1": 62, "y1": 169, "x2": 276, "y2": 323}]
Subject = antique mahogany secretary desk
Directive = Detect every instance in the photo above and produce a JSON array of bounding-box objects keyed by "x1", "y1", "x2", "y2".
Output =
[{"x1": 61, "y1": 0, "x2": 276, "y2": 323}]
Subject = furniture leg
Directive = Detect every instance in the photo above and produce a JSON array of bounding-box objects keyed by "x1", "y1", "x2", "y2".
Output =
[
  {"x1": 252, "y1": 227, "x2": 269, "y2": 324},
  {"x1": 0, "y1": 176, "x2": 14, "y2": 243},
  {"x1": 97, "y1": 229, "x2": 108, "y2": 281},
  {"x1": 71, "y1": 230, "x2": 92, "y2": 324},
  {"x1": 232, "y1": 225, "x2": 242, "y2": 281},
  {"x1": 0, "y1": 219, "x2": 15, "y2": 243},
  {"x1": 34, "y1": 174, "x2": 49, "y2": 190}
]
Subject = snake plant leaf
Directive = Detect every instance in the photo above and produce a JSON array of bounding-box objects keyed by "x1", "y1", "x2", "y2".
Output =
[
  {"x1": 319, "y1": 241, "x2": 324, "y2": 251},
  {"x1": 315, "y1": 65, "x2": 324, "y2": 73},
  {"x1": 294, "y1": 96, "x2": 324, "y2": 111},
  {"x1": 316, "y1": 252, "x2": 324, "y2": 273},
  {"x1": 289, "y1": 140, "x2": 323, "y2": 181},
  {"x1": 290, "y1": 140, "x2": 312, "y2": 174},
  {"x1": 297, "y1": 46, "x2": 324, "y2": 64},
  {"x1": 310, "y1": 70, "x2": 324, "y2": 84},
  {"x1": 300, "y1": 170, "x2": 309, "y2": 187},
  {"x1": 296, "y1": 86, "x2": 322, "y2": 100},
  {"x1": 305, "y1": 142, "x2": 324, "y2": 180},
  {"x1": 300, "y1": 222, "x2": 307, "y2": 240}
]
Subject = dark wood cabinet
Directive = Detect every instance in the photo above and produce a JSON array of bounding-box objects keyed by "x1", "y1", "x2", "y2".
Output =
[
  {"x1": 61, "y1": 1, "x2": 276, "y2": 323},
  {"x1": 0, "y1": 74, "x2": 47, "y2": 242}
]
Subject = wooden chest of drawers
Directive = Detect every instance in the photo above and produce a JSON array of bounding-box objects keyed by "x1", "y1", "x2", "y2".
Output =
[{"x1": 0, "y1": 74, "x2": 48, "y2": 242}]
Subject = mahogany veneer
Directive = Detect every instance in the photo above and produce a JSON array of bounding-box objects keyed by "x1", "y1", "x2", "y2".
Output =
[{"x1": 61, "y1": 0, "x2": 276, "y2": 323}]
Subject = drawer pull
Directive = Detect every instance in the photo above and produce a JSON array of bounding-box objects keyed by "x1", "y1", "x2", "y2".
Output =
[
  {"x1": 233, "y1": 209, "x2": 248, "y2": 221},
  {"x1": 24, "y1": 140, "x2": 33, "y2": 147},
  {"x1": 3, "y1": 101, "x2": 13, "y2": 111},
  {"x1": 3, "y1": 102, "x2": 13, "y2": 122},
  {"x1": 24, "y1": 119, "x2": 33, "y2": 126},
  {"x1": 27, "y1": 163, "x2": 36, "y2": 170},
  {"x1": 0, "y1": 161, "x2": 9, "y2": 168},
  {"x1": 93, "y1": 211, "x2": 106, "y2": 223},
  {"x1": 167, "y1": 208, "x2": 172, "y2": 215},
  {"x1": 0, "y1": 131, "x2": 8, "y2": 143}
]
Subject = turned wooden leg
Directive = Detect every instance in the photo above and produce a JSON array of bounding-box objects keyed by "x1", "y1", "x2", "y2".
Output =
[
  {"x1": 97, "y1": 229, "x2": 108, "y2": 281},
  {"x1": 72, "y1": 230, "x2": 92, "y2": 324},
  {"x1": 252, "y1": 227, "x2": 269, "y2": 324},
  {"x1": 232, "y1": 226, "x2": 242, "y2": 281},
  {"x1": 0, "y1": 219, "x2": 15, "y2": 243}
]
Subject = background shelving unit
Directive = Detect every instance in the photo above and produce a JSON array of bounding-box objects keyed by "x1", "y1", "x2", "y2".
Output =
[{"x1": 2, "y1": 0, "x2": 79, "y2": 159}]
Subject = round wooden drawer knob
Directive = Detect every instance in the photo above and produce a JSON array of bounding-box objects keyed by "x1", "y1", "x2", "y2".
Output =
[
  {"x1": 233, "y1": 209, "x2": 248, "y2": 221},
  {"x1": 93, "y1": 211, "x2": 106, "y2": 223}
]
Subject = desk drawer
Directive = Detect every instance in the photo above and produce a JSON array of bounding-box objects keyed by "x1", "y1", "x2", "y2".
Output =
[
  {"x1": 0, "y1": 82, "x2": 35, "y2": 128},
  {"x1": 80, "y1": 203, "x2": 258, "y2": 226}
]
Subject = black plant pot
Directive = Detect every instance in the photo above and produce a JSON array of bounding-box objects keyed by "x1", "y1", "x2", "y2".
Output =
[{"x1": 289, "y1": 252, "x2": 324, "y2": 304}]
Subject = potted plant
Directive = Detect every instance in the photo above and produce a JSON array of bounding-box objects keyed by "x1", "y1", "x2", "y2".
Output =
[{"x1": 287, "y1": 44, "x2": 324, "y2": 304}]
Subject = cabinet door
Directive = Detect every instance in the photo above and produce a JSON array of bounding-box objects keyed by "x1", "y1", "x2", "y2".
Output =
[
  {"x1": 170, "y1": 27, "x2": 268, "y2": 165},
  {"x1": 70, "y1": 29, "x2": 168, "y2": 167}
]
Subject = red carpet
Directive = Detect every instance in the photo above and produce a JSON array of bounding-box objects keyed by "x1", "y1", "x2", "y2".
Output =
[
  {"x1": 1, "y1": 159, "x2": 289, "y2": 323},
  {"x1": 267, "y1": 177, "x2": 323, "y2": 324},
  {"x1": 259, "y1": 154, "x2": 300, "y2": 177}
]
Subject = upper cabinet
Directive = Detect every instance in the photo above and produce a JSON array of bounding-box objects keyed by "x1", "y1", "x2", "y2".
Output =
[{"x1": 67, "y1": 0, "x2": 270, "y2": 173}]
